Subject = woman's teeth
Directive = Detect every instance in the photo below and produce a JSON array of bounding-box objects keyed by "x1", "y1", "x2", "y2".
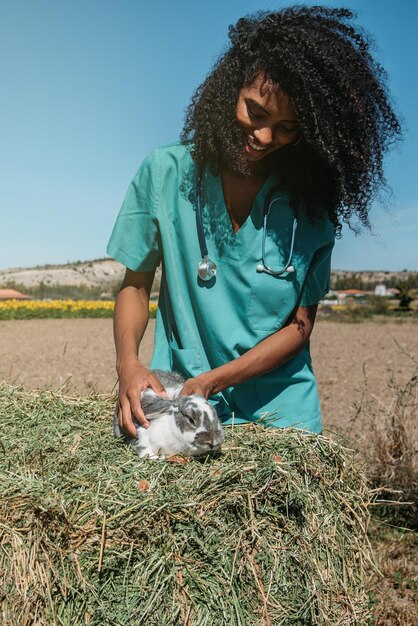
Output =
[{"x1": 247, "y1": 136, "x2": 267, "y2": 151}]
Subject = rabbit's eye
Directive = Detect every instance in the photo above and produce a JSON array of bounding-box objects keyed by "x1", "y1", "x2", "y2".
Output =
[{"x1": 187, "y1": 415, "x2": 196, "y2": 426}]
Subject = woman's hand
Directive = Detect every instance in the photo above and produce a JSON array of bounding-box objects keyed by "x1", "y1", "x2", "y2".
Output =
[
  {"x1": 179, "y1": 375, "x2": 214, "y2": 399},
  {"x1": 113, "y1": 269, "x2": 163, "y2": 439},
  {"x1": 117, "y1": 360, "x2": 168, "y2": 438}
]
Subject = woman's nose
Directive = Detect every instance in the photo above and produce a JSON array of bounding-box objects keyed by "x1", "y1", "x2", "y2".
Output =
[{"x1": 253, "y1": 126, "x2": 273, "y2": 145}]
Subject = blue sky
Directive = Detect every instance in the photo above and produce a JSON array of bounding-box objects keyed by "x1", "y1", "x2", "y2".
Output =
[{"x1": 1, "y1": 0, "x2": 417, "y2": 271}]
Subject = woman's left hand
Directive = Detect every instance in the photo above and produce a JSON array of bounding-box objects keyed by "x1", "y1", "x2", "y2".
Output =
[{"x1": 179, "y1": 375, "x2": 213, "y2": 398}]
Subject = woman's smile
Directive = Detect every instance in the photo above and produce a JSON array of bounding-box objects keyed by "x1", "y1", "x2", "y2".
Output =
[
  {"x1": 236, "y1": 71, "x2": 301, "y2": 162},
  {"x1": 245, "y1": 135, "x2": 269, "y2": 155}
]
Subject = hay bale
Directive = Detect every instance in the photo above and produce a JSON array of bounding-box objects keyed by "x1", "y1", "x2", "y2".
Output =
[{"x1": 0, "y1": 383, "x2": 373, "y2": 625}]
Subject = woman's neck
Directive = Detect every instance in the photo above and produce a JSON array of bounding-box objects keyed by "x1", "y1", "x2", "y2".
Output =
[
  {"x1": 247, "y1": 160, "x2": 269, "y2": 177},
  {"x1": 220, "y1": 168, "x2": 270, "y2": 233}
]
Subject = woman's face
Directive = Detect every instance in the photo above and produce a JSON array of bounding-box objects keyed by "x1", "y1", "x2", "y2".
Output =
[{"x1": 236, "y1": 72, "x2": 300, "y2": 164}]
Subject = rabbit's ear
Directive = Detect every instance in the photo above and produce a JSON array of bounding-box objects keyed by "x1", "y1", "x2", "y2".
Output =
[{"x1": 141, "y1": 395, "x2": 174, "y2": 420}]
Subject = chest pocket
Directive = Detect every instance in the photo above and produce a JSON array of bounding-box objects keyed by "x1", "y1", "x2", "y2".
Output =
[{"x1": 246, "y1": 269, "x2": 297, "y2": 331}]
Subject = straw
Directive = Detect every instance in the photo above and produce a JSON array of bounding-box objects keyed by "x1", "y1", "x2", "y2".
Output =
[{"x1": 0, "y1": 382, "x2": 373, "y2": 625}]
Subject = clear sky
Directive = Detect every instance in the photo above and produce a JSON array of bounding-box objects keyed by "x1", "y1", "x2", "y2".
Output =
[{"x1": 1, "y1": 0, "x2": 417, "y2": 271}]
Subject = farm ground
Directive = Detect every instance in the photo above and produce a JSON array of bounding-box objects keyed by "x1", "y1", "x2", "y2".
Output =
[
  {"x1": 1, "y1": 317, "x2": 417, "y2": 623},
  {"x1": 1, "y1": 317, "x2": 417, "y2": 436}
]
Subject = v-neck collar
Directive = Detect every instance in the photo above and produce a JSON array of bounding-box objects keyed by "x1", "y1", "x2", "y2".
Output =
[
  {"x1": 202, "y1": 165, "x2": 277, "y2": 261},
  {"x1": 219, "y1": 171, "x2": 275, "y2": 237}
]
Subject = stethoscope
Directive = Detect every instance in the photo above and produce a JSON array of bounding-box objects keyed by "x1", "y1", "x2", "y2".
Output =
[{"x1": 196, "y1": 172, "x2": 298, "y2": 281}]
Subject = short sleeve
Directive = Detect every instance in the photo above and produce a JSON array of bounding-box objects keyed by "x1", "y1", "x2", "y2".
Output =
[
  {"x1": 106, "y1": 150, "x2": 162, "y2": 271},
  {"x1": 299, "y1": 239, "x2": 334, "y2": 306}
]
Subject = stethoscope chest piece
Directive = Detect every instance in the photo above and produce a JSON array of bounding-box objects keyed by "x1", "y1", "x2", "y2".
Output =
[{"x1": 197, "y1": 255, "x2": 217, "y2": 281}]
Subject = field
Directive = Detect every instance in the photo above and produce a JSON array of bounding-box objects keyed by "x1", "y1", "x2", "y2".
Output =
[
  {"x1": 1, "y1": 317, "x2": 417, "y2": 623},
  {"x1": 1, "y1": 317, "x2": 417, "y2": 435}
]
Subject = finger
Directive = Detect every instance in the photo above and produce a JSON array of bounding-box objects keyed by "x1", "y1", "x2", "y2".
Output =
[
  {"x1": 119, "y1": 397, "x2": 138, "y2": 439},
  {"x1": 179, "y1": 383, "x2": 191, "y2": 397},
  {"x1": 149, "y1": 377, "x2": 168, "y2": 398},
  {"x1": 127, "y1": 390, "x2": 150, "y2": 429},
  {"x1": 199, "y1": 386, "x2": 209, "y2": 399}
]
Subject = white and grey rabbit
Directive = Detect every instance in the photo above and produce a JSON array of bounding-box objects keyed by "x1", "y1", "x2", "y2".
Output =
[{"x1": 113, "y1": 369, "x2": 224, "y2": 459}]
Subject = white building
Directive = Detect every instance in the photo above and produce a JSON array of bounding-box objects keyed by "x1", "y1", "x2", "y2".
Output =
[{"x1": 374, "y1": 284, "x2": 387, "y2": 296}]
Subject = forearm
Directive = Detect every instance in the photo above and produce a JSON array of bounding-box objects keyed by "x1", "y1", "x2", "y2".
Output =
[
  {"x1": 200, "y1": 305, "x2": 317, "y2": 394},
  {"x1": 112, "y1": 269, "x2": 165, "y2": 436},
  {"x1": 113, "y1": 287, "x2": 150, "y2": 375}
]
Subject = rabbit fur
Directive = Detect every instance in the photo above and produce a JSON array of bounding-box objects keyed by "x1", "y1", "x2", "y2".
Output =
[{"x1": 114, "y1": 369, "x2": 224, "y2": 459}]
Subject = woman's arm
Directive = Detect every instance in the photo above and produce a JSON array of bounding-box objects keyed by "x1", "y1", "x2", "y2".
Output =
[
  {"x1": 180, "y1": 304, "x2": 318, "y2": 397},
  {"x1": 114, "y1": 268, "x2": 167, "y2": 437}
]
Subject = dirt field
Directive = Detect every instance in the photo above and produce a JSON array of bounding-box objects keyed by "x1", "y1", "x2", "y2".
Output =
[{"x1": 1, "y1": 318, "x2": 417, "y2": 435}]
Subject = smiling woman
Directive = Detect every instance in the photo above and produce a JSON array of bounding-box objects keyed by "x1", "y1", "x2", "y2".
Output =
[
  {"x1": 106, "y1": 6, "x2": 401, "y2": 440},
  {"x1": 237, "y1": 74, "x2": 301, "y2": 163}
]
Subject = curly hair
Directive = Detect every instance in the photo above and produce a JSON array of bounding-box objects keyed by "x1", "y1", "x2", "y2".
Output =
[{"x1": 180, "y1": 6, "x2": 402, "y2": 234}]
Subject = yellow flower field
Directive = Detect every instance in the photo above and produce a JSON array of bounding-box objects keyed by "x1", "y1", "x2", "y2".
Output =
[{"x1": 0, "y1": 300, "x2": 158, "y2": 320}]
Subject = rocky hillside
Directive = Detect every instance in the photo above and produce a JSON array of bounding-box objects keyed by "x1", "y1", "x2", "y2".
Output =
[
  {"x1": 0, "y1": 259, "x2": 126, "y2": 290},
  {"x1": 0, "y1": 258, "x2": 415, "y2": 293}
]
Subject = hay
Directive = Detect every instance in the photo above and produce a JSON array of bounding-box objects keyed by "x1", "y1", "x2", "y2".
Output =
[
  {"x1": 354, "y1": 362, "x2": 418, "y2": 528},
  {"x1": 0, "y1": 382, "x2": 374, "y2": 625}
]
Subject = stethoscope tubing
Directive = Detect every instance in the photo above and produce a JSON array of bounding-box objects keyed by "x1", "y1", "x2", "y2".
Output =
[
  {"x1": 259, "y1": 191, "x2": 298, "y2": 275},
  {"x1": 195, "y1": 171, "x2": 208, "y2": 257},
  {"x1": 196, "y1": 174, "x2": 298, "y2": 279}
]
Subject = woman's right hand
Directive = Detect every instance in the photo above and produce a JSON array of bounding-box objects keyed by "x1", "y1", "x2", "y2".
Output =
[{"x1": 117, "y1": 360, "x2": 168, "y2": 438}]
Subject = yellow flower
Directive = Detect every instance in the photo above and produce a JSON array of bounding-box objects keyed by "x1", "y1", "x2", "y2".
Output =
[{"x1": 0, "y1": 299, "x2": 158, "y2": 319}]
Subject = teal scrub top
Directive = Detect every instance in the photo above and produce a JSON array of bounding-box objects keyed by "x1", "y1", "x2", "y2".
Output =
[{"x1": 107, "y1": 141, "x2": 335, "y2": 433}]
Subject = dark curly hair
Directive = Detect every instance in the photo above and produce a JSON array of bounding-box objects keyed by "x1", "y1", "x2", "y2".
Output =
[{"x1": 180, "y1": 5, "x2": 402, "y2": 234}]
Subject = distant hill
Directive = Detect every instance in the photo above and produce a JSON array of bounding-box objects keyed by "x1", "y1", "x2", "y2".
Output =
[
  {"x1": 0, "y1": 258, "x2": 415, "y2": 293},
  {"x1": 330, "y1": 269, "x2": 417, "y2": 290},
  {"x1": 0, "y1": 259, "x2": 126, "y2": 290}
]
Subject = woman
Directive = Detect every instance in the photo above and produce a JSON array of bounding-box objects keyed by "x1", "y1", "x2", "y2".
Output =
[{"x1": 107, "y1": 6, "x2": 401, "y2": 439}]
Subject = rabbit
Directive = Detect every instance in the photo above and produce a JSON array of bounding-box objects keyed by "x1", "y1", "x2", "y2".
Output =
[{"x1": 113, "y1": 369, "x2": 225, "y2": 459}]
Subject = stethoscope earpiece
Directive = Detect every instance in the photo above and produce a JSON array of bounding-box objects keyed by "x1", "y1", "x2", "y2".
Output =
[{"x1": 257, "y1": 263, "x2": 295, "y2": 275}]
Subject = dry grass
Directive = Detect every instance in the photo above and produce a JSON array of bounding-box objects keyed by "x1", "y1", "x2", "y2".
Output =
[
  {"x1": 367, "y1": 521, "x2": 417, "y2": 626},
  {"x1": 0, "y1": 382, "x2": 373, "y2": 625},
  {"x1": 347, "y1": 351, "x2": 418, "y2": 625},
  {"x1": 352, "y1": 357, "x2": 418, "y2": 528}
]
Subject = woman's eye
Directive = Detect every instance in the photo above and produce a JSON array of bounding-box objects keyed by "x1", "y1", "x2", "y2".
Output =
[
  {"x1": 247, "y1": 106, "x2": 264, "y2": 119},
  {"x1": 278, "y1": 125, "x2": 298, "y2": 134}
]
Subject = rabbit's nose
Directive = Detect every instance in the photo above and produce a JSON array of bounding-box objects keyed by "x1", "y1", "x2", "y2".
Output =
[{"x1": 195, "y1": 431, "x2": 214, "y2": 447}]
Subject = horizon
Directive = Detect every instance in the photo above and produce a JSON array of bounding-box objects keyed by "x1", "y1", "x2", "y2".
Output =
[{"x1": 1, "y1": 256, "x2": 417, "y2": 275}]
